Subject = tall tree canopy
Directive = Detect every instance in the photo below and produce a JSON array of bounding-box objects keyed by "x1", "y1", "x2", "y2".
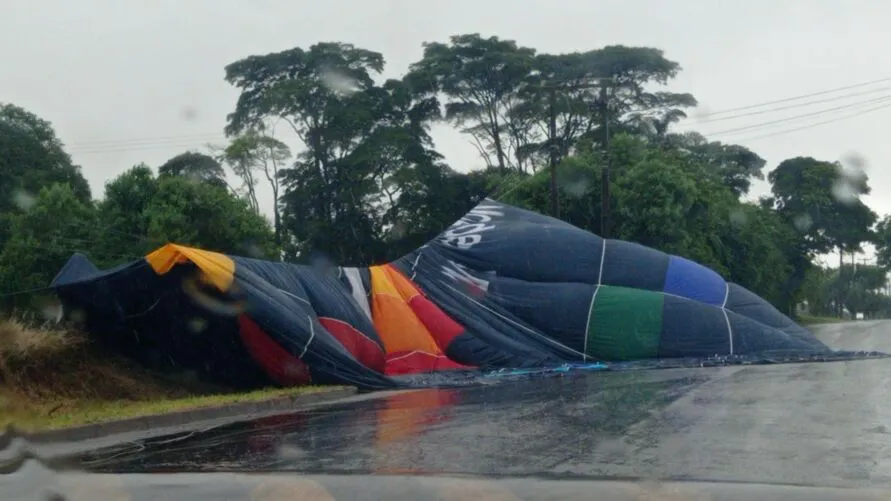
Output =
[
  {"x1": 0, "y1": 103, "x2": 92, "y2": 243},
  {"x1": 220, "y1": 133, "x2": 292, "y2": 245},
  {"x1": 768, "y1": 156, "x2": 875, "y2": 257},
  {"x1": 158, "y1": 151, "x2": 229, "y2": 189},
  {"x1": 224, "y1": 42, "x2": 446, "y2": 264},
  {"x1": 405, "y1": 36, "x2": 698, "y2": 174}
]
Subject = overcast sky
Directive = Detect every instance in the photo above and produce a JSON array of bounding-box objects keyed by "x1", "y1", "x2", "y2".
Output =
[{"x1": 3, "y1": 0, "x2": 888, "y2": 264}]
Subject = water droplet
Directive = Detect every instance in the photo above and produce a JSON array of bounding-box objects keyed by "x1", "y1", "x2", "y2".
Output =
[
  {"x1": 242, "y1": 241, "x2": 265, "y2": 258},
  {"x1": 457, "y1": 279, "x2": 487, "y2": 299},
  {"x1": 181, "y1": 274, "x2": 244, "y2": 317},
  {"x1": 184, "y1": 171, "x2": 204, "y2": 183},
  {"x1": 320, "y1": 67, "x2": 360, "y2": 95},
  {"x1": 277, "y1": 444, "x2": 307, "y2": 460},
  {"x1": 793, "y1": 213, "x2": 813, "y2": 232},
  {"x1": 11, "y1": 190, "x2": 36, "y2": 211},
  {"x1": 187, "y1": 317, "x2": 207, "y2": 333},
  {"x1": 39, "y1": 302, "x2": 63, "y2": 323},
  {"x1": 841, "y1": 151, "x2": 867, "y2": 171},
  {"x1": 67, "y1": 309, "x2": 87, "y2": 325},
  {"x1": 180, "y1": 106, "x2": 198, "y2": 122},
  {"x1": 309, "y1": 252, "x2": 337, "y2": 277},
  {"x1": 560, "y1": 177, "x2": 590, "y2": 198},
  {"x1": 832, "y1": 156, "x2": 868, "y2": 205},
  {"x1": 690, "y1": 105, "x2": 713, "y2": 120},
  {"x1": 729, "y1": 209, "x2": 748, "y2": 227},
  {"x1": 43, "y1": 491, "x2": 65, "y2": 501},
  {"x1": 282, "y1": 361, "x2": 310, "y2": 380},
  {"x1": 831, "y1": 178, "x2": 858, "y2": 205},
  {"x1": 390, "y1": 221, "x2": 406, "y2": 238}
]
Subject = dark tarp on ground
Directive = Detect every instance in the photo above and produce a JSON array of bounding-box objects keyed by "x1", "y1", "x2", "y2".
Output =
[{"x1": 50, "y1": 199, "x2": 831, "y2": 389}]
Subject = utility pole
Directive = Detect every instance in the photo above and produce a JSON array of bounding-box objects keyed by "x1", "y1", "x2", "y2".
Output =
[
  {"x1": 548, "y1": 86, "x2": 559, "y2": 218},
  {"x1": 599, "y1": 83, "x2": 612, "y2": 238},
  {"x1": 839, "y1": 247, "x2": 845, "y2": 318}
]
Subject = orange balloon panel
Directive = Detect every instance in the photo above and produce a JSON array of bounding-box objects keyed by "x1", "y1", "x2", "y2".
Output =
[{"x1": 369, "y1": 265, "x2": 442, "y2": 356}]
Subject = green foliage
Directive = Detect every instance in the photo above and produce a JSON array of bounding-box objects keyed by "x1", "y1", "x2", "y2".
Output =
[
  {"x1": 93, "y1": 164, "x2": 160, "y2": 267},
  {"x1": 0, "y1": 103, "x2": 91, "y2": 246},
  {"x1": 219, "y1": 132, "x2": 292, "y2": 245},
  {"x1": 717, "y1": 203, "x2": 799, "y2": 310},
  {"x1": 0, "y1": 154, "x2": 279, "y2": 309},
  {"x1": 874, "y1": 216, "x2": 891, "y2": 269},
  {"x1": 665, "y1": 131, "x2": 766, "y2": 197},
  {"x1": 802, "y1": 263, "x2": 891, "y2": 319},
  {"x1": 502, "y1": 154, "x2": 603, "y2": 231},
  {"x1": 613, "y1": 159, "x2": 699, "y2": 255},
  {"x1": 768, "y1": 156, "x2": 874, "y2": 255},
  {"x1": 94, "y1": 167, "x2": 279, "y2": 265},
  {"x1": 405, "y1": 36, "x2": 697, "y2": 174},
  {"x1": 145, "y1": 176, "x2": 277, "y2": 258},
  {"x1": 407, "y1": 33, "x2": 536, "y2": 172},
  {"x1": 0, "y1": 184, "x2": 98, "y2": 303},
  {"x1": 158, "y1": 151, "x2": 229, "y2": 190},
  {"x1": 224, "y1": 42, "x2": 446, "y2": 265}
]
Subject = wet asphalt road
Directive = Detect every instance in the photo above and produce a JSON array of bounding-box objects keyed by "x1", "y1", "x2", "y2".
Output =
[{"x1": 60, "y1": 319, "x2": 891, "y2": 490}]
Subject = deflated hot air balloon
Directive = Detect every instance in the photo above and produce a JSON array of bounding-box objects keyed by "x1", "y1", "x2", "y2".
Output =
[{"x1": 49, "y1": 199, "x2": 833, "y2": 388}]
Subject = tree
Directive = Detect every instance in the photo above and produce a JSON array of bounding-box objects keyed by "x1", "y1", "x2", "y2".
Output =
[
  {"x1": 0, "y1": 103, "x2": 91, "y2": 244},
  {"x1": 803, "y1": 263, "x2": 890, "y2": 319},
  {"x1": 224, "y1": 42, "x2": 446, "y2": 264},
  {"x1": 220, "y1": 133, "x2": 292, "y2": 244},
  {"x1": 406, "y1": 37, "x2": 697, "y2": 174},
  {"x1": 0, "y1": 184, "x2": 98, "y2": 305},
  {"x1": 158, "y1": 151, "x2": 229, "y2": 189},
  {"x1": 768, "y1": 156, "x2": 872, "y2": 256},
  {"x1": 716, "y1": 202, "x2": 798, "y2": 310},
  {"x1": 225, "y1": 42, "x2": 387, "y2": 263},
  {"x1": 94, "y1": 167, "x2": 279, "y2": 263},
  {"x1": 519, "y1": 47, "x2": 697, "y2": 169},
  {"x1": 612, "y1": 159, "x2": 699, "y2": 254},
  {"x1": 768, "y1": 156, "x2": 876, "y2": 316},
  {"x1": 585, "y1": 45, "x2": 697, "y2": 136},
  {"x1": 833, "y1": 200, "x2": 877, "y2": 256},
  {"x1": 92, "y1": 164, "x2": 162, "y2": 268},
  {"x1": 406, "y1": 33, "x2": 537, "y2": 172},
  {"x1": 873, "y1": 216, "x2": 891, "y2": 269},
  {"x1": 837, "y1": 263, "x2": 888, "y2": 318},
  {"x1": 667, "y1": 131, "x2": 766, "y2": 197},
  {"x1": 145, "y1": 176, "x2": 278, "y2": 258}
]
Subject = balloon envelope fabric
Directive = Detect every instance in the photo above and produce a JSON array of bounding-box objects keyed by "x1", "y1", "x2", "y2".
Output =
[{"x1": 49, "y1": 199, "x2": 831, "y2": 388}]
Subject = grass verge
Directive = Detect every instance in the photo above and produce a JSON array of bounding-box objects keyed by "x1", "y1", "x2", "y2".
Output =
[
  {"x1": 798, "y1": 314, "x2": 848, "y2": 326},
  {"x1": 0, "y1": 318, "x2": 344, "y2": 432}
]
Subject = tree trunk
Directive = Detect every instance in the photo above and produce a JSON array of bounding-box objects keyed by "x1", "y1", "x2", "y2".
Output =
[{"x1": 272, "y1": 186, "x2": 281, "y2": 249}]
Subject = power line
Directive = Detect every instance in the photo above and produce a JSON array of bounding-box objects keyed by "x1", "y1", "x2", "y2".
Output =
[
  {"x1": 69, "y1": 139, "x2": 226, "y2": 155},
  {"x1": 66, "y1": 132, "x2": 226, "y2": 148},
  {"x1": 68, "y1": 135, "x2": 228, "y2": 154},
  {"x1": 734, "y1": 100, "x2": 891, "y2": 142},
  {"x1": 701, "y1": 93, "x2": 891, "y2": 137},
  {"x1": 699, "y1": 75, "x2": 891, "y2": 117},
  {"x1": 688, "y1": 84, "x2": 891, "y2": 124}
]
